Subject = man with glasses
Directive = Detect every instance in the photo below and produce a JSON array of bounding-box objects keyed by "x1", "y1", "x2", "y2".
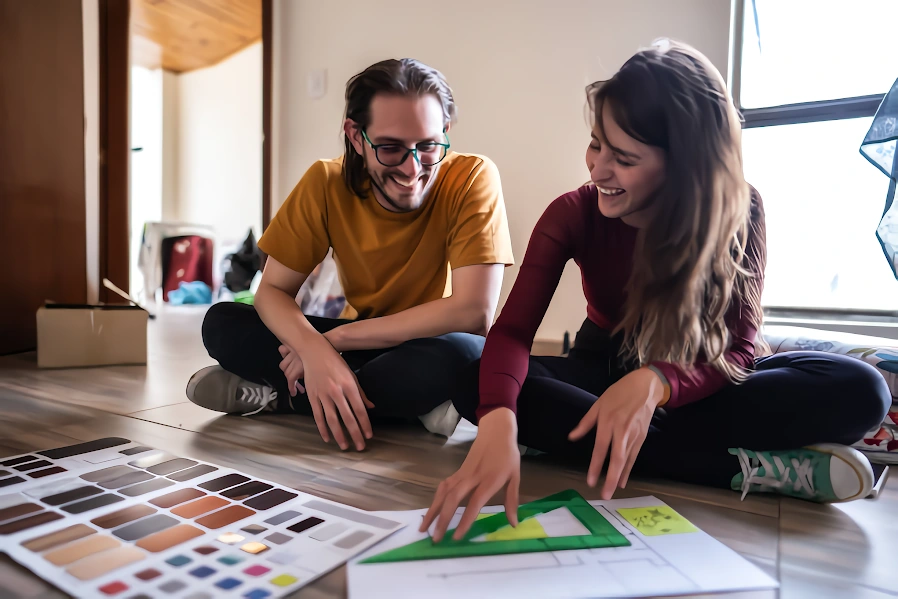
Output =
[{"x1": 187, "y1": 58, "x2": 514, "y2": 451}]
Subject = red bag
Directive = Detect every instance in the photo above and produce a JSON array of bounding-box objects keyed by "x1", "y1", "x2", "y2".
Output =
[{"x1": 161, "y1": 235, "x2": 214, "y2": 302}]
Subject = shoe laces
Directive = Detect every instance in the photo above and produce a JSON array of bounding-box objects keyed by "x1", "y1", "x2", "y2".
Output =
[
  {"x1": 735, "y1": 448, "x2": 815, "y2": 500},
  {"x1": 239, "y1": 386, "x2": 281, "y2": 416}
]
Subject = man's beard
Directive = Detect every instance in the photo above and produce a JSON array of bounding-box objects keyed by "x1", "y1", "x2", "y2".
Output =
[{"x1": 368, "y1": 168, "x2": 435, "y2": 213}]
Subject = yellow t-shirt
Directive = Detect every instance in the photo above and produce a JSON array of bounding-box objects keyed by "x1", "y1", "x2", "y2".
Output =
[{"x1": 258, "y1": 152, "x2": 514, "y2": 320}]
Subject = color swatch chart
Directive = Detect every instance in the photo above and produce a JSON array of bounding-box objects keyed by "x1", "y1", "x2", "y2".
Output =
[{"x1": 0, "y1": 437, "x2": 405, "y2": 598}]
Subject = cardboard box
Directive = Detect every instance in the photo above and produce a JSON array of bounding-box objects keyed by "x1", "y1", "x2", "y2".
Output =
[{"x1": 36, "y1": 304, "x2": 149, "y2": 368}]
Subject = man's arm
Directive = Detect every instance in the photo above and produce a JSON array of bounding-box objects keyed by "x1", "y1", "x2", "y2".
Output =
[
  {"x1": 252, "y1": 257, "x2": 320, "y2": 357},
  {"x1": 254, "y1": 256, "x2": 374, "y2": 451},
  {"x1": 323, "y1": 264, "x2": 504, "y2": 352}
]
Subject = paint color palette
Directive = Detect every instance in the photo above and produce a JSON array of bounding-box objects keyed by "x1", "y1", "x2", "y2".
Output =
[{"x1": 0, "y1": 438, "x2": 405, "y2": 598}]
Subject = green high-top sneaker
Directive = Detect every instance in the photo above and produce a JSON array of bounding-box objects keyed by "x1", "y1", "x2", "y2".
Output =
[{"x1": 729, "y1": 443, "x2": 874, "y2": 503}]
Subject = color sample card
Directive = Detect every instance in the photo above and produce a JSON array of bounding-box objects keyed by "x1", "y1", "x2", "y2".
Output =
[{"x1": 0, "y1": 437, "x2": 405, "y2": 598}]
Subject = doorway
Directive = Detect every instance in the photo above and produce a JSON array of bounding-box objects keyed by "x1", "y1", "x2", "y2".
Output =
[{"x1": 101, "y1": 0, "x2": 272, "y2": 305}]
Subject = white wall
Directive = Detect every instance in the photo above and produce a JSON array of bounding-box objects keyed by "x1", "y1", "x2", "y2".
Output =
[
  {"x1": 162, "y1": 70, "x2": 180, "y2": 223},
  {"x1": 272, "y1": 0, "x2": 733, "y2": 341},
  {"x1": 177, "y1": 42, "x2": 263, "y2": 247},
  {"x1": 130, "y1": 66, "x2": 164, "y2": 297}
]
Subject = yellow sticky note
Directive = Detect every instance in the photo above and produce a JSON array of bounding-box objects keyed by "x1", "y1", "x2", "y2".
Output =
[{"x1": 616, "y1": 506, "x2": 698, "y2": 536}]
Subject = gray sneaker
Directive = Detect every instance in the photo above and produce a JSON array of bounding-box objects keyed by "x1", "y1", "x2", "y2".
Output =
[{"x1": 186, "y1": 366, "x2": 281, "y2": 415}]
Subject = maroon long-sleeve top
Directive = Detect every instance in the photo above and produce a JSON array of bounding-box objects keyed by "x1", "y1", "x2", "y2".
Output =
[{"x1": 475, "y1": 184, "x2": 766, "y2": 420}]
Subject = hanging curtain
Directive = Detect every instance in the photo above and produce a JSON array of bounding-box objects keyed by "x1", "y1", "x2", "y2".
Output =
[{"x1": 860, "y1": 78, "x2": 898, "y2": 280}]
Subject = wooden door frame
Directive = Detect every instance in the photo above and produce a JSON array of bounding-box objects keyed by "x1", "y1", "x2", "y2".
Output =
[
  {"x1": 262, "y1": 0, "x2": 272, "y2": 231},
  {"x1": 98, "y1": 0, "x2": 130, "y2": 303},
  {"x1": 98, "y1": 0, "x2": 273, "y2": 303}
]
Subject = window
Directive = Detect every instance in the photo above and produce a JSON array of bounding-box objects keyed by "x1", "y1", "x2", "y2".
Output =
[{"x1": 734, "y1": 0, "x2": 898, "y2": 314}]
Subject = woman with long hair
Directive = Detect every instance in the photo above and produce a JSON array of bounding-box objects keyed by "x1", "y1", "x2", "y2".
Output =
[{"x1": 422, "y1": 40, "x2": 891, "y2": 541}]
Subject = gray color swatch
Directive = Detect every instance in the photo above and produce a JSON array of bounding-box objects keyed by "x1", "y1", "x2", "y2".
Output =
[{"x1": 303, "y1": 500, "x2": 400, "y2": 529}]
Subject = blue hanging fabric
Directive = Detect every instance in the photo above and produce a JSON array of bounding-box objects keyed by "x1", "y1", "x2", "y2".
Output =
[{"x1": 860, "y1": 77, "x2": 898, "y2": 280}]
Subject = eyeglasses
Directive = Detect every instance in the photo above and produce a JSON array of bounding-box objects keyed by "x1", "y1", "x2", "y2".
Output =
[{"x1": 361, "y1": 130, "x2": 451, "y2": 167}]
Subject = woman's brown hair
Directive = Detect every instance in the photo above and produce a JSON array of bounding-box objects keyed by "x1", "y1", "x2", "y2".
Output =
[{"x1": 588, "y1": 39, "x2": 767, "y2": 381}]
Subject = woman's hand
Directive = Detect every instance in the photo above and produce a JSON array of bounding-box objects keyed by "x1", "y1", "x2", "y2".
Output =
[
  {"x1": 568, "y1": 367, "x2": 666, "y2": 499},
  {"x1": 421, "y1": 408, "x2": 521, "y2": 542}
]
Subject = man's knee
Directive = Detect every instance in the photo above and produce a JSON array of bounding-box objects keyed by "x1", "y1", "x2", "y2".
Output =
[
  {"x1": 452, "y1": 359, "x2": 482, "y2": 423},
  {"x1": 424, "y1": 332, "x2": 486, "y2": 365},
  {"x1": 201, "y1": 302, "x2": 252, "y2": 358}
]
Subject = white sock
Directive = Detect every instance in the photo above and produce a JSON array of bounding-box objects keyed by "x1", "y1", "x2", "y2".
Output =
[{"x1": 419, "y1": 401, "x2": 462, "y2": 437}]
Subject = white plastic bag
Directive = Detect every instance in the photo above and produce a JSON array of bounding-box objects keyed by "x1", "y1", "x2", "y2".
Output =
[{"x1": 297, "y1": 250, "x2": 346, "y2": 318}]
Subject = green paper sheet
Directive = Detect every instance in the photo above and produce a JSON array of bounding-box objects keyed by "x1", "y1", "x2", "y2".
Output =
[{"x1": 360, "y1": 489, "x2": 629, "y2": 564}]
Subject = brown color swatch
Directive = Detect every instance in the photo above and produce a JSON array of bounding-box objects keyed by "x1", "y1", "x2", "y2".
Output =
[
  {"x1": 61, "y1": 493, "x2": 123, "y2": 514},
  {"x1": 0, "y1": 476, "x2": 25, "y2": 488},
  {"x1": 136, "y1": 524, "x2": 204, "y2": 553},
  {"x1": 128, "y1": 452, "x2": 176, "y2": 469},
  {"x1": 166, "y1": 464, "x2": 217, "y2": 482},
  {"x1": 28, "y1": 466, "x2": 67, "y2": 479},
  {"x1": 80, "y1": 465, "x2": 135, "y2": 483},
  {"x1": 66, "y1": 545, "x2": 144, "y2": 581},
  {"x1": 41, "y1": 485, "x2": 102, "y2": 506},
  {"x1": 146, "y1": 458, "x2": 197, "y2": 476},
  {"x1": 22, "y1": 524, "x2": 95, "y2": 552},
  {"x1": 98, "y1": 470, "x2": 154, "y2": 489},
  {"x1": 119, "y1": 478, "x2": 174, "y2": 497},
  {"x1": 0, "y1": 511, "x2": 63, "y2": 535},
  {"x1": 0, "y1": 503, "x2": 43, "y2": 523},
  {"x1": 0, "y1": 456, "x2": 38, "y2": 467},
  {"x1": 171, "y1": 496, "x2": 229, "y2": 519},
  {"x1": 244, "y1": 489, "x2": 298, "y2": 511},
  {"x1": 134, "y1": 567, "x2": 162, "y2": 580},
  {"x1": 44, "y1": 535, "x2": 119, "y2": 566},
  {"x1": 195, "y1": 505, "x2": 255, "y2": 529},
  {"x1": 221, "y1": 481, "x2": 272, "y2": 501},
  {"x1": 112, "y1": 515, "x2": 177, "y2": 541},
  {"x1": 13, "y1": 460, "x2": 53, "y2": 472},
  {"x1": 149, "y1": 488, "x2": 206, "y2": 509},
  {"x1": 90, "y1": 504, "x2": 156, "y2": 529},
  {"x1": 198, "y1": 473, "x2": 249, "y2": 492}
]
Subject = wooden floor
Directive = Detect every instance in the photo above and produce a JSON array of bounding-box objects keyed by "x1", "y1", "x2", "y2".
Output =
[{"x1": 1, "y1": 306, "x2": 896, "y2": 598}]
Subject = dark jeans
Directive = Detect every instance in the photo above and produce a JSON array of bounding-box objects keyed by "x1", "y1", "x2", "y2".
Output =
[
  {"x1": 202, "y1": 302, "x2": 485, "y2": 420},
  {"x1": 453, "y1": 319, "x2": 891, "y2": 488}
]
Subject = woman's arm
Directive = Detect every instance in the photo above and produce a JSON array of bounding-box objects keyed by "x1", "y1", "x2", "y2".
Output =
[
  {"x1": 421, "y1": 189, "x2": 586, "y2": 542},
  {"x1": 474, "y1": 192, "x2": 583, "y2": 420}
]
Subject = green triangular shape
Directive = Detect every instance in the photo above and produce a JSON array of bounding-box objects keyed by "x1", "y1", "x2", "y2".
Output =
[{"x1": 360, "y1": 489, "x2": 629, "y2": 564}]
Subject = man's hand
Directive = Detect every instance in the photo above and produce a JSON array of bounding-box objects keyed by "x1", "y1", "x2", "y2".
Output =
[
  {"x1": 300, "y1": 336, "x2": 375, "y2": 451},
  {"x1": 277, "y1": 345, "x2": 305, "y2": 395}
]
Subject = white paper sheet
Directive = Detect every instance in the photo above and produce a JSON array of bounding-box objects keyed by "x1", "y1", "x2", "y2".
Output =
[{"x1": 347, "y1": 495, "x2": 778, "y2": 599}]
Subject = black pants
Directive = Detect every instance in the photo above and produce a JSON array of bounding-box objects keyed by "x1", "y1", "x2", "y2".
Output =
[
  {"x1": 453, "y1": 319, "x2": 891, "y2": 488},
  {"x1": 202, "y1": 302, "x2": 485, "y2": 420}
]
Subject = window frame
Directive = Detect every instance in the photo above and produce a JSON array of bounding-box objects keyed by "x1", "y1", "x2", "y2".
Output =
[{"x1": 729, "y1": 0, "x2": 894, "y2": 320}]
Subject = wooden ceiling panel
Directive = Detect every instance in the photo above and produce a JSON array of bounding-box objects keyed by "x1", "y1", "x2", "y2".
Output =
[{"x1": 130, "y1": 0, "x2": 261, "y2": 73}]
